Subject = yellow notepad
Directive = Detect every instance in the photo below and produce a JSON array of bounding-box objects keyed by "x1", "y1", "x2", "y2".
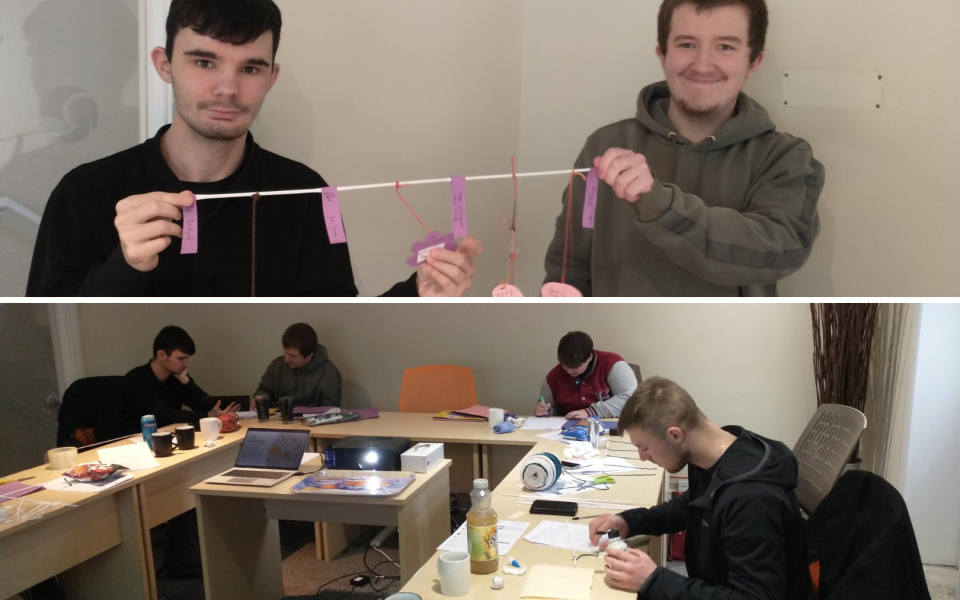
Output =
[{"x1": 520, "y1": 565, "x2": 594, "y2": 600}]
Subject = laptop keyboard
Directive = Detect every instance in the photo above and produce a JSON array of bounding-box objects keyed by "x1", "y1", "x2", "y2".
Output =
[{"x1": 223, "y1": 469, "x2": 288, "y2": 479}]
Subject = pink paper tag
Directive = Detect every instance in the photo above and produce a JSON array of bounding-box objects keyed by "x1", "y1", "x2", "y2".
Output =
[
  {"x1": 406, "y1": 231, "x2": 458, "y2": 267},
  {"x1": 540, "y1": 282, "x2": 583, "y2": 297},
  {"x1": 180, "y1": 201, "x2": 198, "y2": 254},
  {"x1": 492, "y1": 284, "x2": 524, "y2": 298},
  {"x1": 322, "y1": 187, "x2": 347, "y2": 244},
  {"x1": 450, "y1": 176, "x2": 468, "y2": 238},
  {"x1": 582, "y1": 167, "x2": 599, "y2": 229}
]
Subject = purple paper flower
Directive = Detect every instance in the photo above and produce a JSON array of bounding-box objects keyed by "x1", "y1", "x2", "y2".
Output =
[{"x1": 406, "y1": 231, "x2": 458, "y2": 267}]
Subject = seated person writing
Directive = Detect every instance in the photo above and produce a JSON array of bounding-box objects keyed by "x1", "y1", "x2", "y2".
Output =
[
  {"x1": 589, "y1": 377, "x2": 811, "y2": 600},
  {"x1": 535, "y1": 331, "x2": 637, "y2": 419}
]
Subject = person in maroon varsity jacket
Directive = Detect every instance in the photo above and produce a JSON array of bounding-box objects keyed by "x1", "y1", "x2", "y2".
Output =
[{"x1": 534, "y1": 331, "x2": 638, "y2": 419}]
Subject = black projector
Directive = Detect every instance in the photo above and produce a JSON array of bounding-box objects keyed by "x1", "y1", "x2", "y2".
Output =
[{"x1": 324, "y1": 437, "x2": 411, "y2": 471}]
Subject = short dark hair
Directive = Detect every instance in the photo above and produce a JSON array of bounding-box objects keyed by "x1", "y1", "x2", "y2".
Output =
[
  {"x1": 165, "y1": 0, "x2": 283, "y2": 62},
  {"x1": 282, "y1": 323, "x2": 318, "y2": 358},
  {"x1": 153, "y1": 326, "x2": 196, "y2": 357},
  {"x1": 657, "y1": 0, "x2": 768, "y2": 64},
  {"x1": 618, "y1": 377, "x2": 706, "y2": 438},
  {"x1": 557, "y1": 332, "x2": 593, "y2": 368}
]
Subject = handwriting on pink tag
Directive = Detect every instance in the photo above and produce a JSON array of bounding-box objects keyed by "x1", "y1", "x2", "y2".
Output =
[
  {"x1": 322, "y1": 187, "x2": 347, "y2": 244},
  {"x1": 450, "y1": 176, "x2": 468, "y2": 238},
  {"x1": 540, "y1": 282, "x2": 583, "y2": 297},
  {"x1": 492, "y1": 284, "x2": 524, "y2": 298},
  {"x1": 181, "y1": 201, "x2": 198, "y2": 254},
  {"x1": 582, "y1": 167, "x2": 599, "y2": 229}
]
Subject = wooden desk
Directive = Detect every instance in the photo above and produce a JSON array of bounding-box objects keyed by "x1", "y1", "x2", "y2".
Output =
[
  {"x1": 307, "y1": 412, "x2": 489, "y2": 485},
  {"x1": 400, "y1": 437, "x2": 666, "y2": 600},
  {"x1": 190, "y1": 459, "x2": 453, "y2": 599},
  {"x1": 1, "y1": 413, "x2": 651, "y2": 600},
  {"x1": 306, "y1": 413, "x2": 491, "y2": 560},
  {"x1": 0, "y1": 445, "x2": 148, "y2": 600}
]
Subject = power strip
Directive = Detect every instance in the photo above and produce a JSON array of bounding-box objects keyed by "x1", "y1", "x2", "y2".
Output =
[{"x1": 370, "y1": 526, "x2": 397, "y2": 548}]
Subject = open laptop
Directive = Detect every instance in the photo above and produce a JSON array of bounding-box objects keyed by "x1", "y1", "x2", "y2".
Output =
[{"x1": 207, "y1": 428, "x2": 311, "y2": 487}]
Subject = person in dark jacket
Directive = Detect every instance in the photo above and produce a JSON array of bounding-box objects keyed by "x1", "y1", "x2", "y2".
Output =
[
  {"x1": 26, "y1": 0, "x2": 480, "y2": 297},
  {"x1": 123, "y1": 325, "x2": 240, "y2": 429},
  {"x1": 807, "y1": 470, "x2": 931, "y2": 600},
  {"x1": 589, "y1": 376, "x2": 812, "y2": 600}
]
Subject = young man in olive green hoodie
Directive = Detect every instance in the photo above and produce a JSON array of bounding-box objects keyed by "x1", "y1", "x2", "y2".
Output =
[
  {"x1": 545, "y1": 0, "x2": 824, "y2": 296},
  {"x1": 253, "y1": 323, "x2": 342, "y2": 408}
]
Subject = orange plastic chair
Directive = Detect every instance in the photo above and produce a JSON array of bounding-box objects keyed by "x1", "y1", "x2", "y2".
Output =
[{"x1": 398, "y1": 365, "x2": 478, "y2": 413}]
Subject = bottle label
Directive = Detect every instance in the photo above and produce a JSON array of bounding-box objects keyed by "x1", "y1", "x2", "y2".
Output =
[{"x1": 467, "y1": 524, "x2": 498, "y2": 562}]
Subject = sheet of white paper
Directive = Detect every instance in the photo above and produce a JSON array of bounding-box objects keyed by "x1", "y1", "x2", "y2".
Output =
[
  {"x1": 236, "y1": 411, "x2": 257, "y2": 420},
  {"x1": 536, "y1": 431, "x2": 574, "y2": 444},
  {"x1": 569, "y1": 457, "x2": 645, "y2": 474},
  {"x1": 437, "y1": 520, "x2": 530, "y2": 556},
  {"x1": 300, "y1": 453, "x2": 321, "y2": 467},
  {"x1": 518, "y1": 474, "x2": 600, "y2": 497},
  {"x1": 44, "y1": 473, "x2": 134, "y2": 494},
  {"x1": 523, "y1": 520, "x2": 594, "y2": 552},
  {"x1": 96, "y1": 444, "x2": 160, "y2": 471},
  {"x1": 521, "y1": 417, "x2": 567, "y2": 430}
]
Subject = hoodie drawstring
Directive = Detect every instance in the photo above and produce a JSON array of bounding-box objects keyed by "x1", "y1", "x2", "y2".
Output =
[
  {"x1": 667, "y1": 132, "x2": 679, "y2": 183},
  {"x1": 667, "y1": 133, "x2": 716, "y2": 197},
  {"x1": 694, "y1": 136, "x2": 716, "y2": 197}
]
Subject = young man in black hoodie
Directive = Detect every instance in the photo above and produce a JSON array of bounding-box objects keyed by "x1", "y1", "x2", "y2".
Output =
[
  {"x1": 590, "y1": 377, "x2": 812, "y2": 600},
  {"x1": 27, "y1": 0, "x2": 481, "y2": 297},
  {"x1": 122, "y1": 325, "x2": 240, "y2": 430}
]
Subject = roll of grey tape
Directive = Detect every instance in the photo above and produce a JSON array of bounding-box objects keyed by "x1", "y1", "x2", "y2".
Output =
[
  {"x1": 48, "y1": 447, "x2": 78, "y2": 470},
  {"x1": 521, "y1": 452, "x2": 561, "y2": 491}
]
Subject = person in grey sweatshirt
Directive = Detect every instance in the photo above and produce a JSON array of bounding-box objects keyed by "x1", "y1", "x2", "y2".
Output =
[
  {"x1": 545, "y1": 0, "x2": 824, "y2": 297},
  {"x1": 254, "y1": 323, "x2": 342, "y2": 408}
]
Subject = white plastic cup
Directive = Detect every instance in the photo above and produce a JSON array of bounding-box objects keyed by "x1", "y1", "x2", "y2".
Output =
[
  {"x1": 437, "y1": 551, "x2": 471, "y2": 597},
  {"x1": 488, "y1": 408, "x2": 505, "y2": 428}
]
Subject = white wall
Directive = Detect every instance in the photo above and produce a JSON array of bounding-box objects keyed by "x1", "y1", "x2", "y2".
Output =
[
  {"x1": 75, "y1": 303, "x2": 818, "y2": 447},
  {"x1": 0, "y1": 304, "x2": 60, "y2": 476},
  {"x1": 256, "y1": 0, "x2": 525, "y2": 296},
  {"x1": 903, "y1": 303, "x2": 960, "y2": 566},
  {"x1": 516, "y1": 0, "x2": 960, "y2": 297},
  {"x1": 0, "y1": 0, "x2": 141, "y2": 295}
]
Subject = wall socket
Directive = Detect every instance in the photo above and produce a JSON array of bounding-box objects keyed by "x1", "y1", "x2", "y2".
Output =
[{"x1": 677, "y1": 480, "x2": 690, "y2": 493}]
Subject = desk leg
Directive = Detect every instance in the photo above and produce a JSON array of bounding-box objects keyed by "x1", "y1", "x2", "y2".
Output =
[
  {"x1": 649, "y1": 470, "x2": 667, "y2": 567},
  {"x1": 476, "y1": 444, "x2": 484, "y2": 481},
  {"x1": 58, "y1": 486, "x2": 151, "y2": 600},
  {"x1": 397, "y1": 467, "x2": 451, "y2": 584},
  {"x1": 195, "y1": 495, "x2": 283, "y2": 600}
]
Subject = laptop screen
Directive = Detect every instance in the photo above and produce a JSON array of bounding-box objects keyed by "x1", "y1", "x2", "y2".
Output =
[{"x1": 235, "y1": 429, "x2": 311, "y2": 470}]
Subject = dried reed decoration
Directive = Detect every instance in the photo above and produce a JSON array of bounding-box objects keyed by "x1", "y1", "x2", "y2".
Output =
[{"x1": 810, "y1": 303, "x2": 880, "y2": 461}]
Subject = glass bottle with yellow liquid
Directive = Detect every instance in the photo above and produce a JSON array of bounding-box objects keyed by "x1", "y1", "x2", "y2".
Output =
[{"x1": 466, "y1": 478, "x2": 498, "y2": 574}]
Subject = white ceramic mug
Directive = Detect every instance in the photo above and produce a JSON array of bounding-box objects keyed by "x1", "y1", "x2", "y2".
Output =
[
  {"x1": 488, "y1": 408, "x2": 505, "y2": 428},
  {"x1": 199, "y1": 417, "x2": 222, "y2": 447},
  {"x1": 437, "y1": 551, "x2": 471, "y2": 597}
]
